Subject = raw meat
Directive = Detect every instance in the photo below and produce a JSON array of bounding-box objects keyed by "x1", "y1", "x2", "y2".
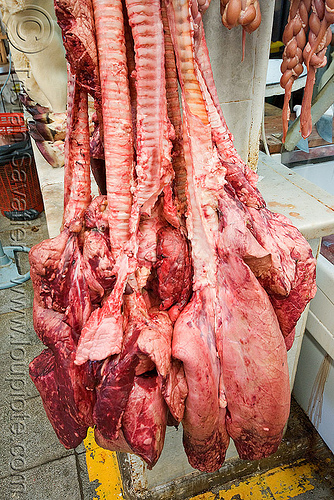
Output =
[
  {"x1": 29, "y1": 0, "x2": 317, "y2": 474},
  {"x1": 173, "y1": 288, "x2": 230, "y2": 472},
  {"x1": 216, "y1": 191, "x2": 291, "y2": 459},
  {"x1": 30, "y1": 349, "x2": 88, "y2": 449},
  {"x1": 280, "y1": 0, "x2": 333, "y2": 139}
]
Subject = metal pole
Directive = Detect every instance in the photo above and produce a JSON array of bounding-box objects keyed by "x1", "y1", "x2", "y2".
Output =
[{"x1": 0, "y1": 239, "x2": 11, "y2": 266}]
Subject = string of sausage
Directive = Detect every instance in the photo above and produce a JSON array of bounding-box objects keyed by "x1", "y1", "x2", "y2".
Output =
[
  {"x1": 280, "y1": 0, "x2": 311, "y2": 142},
  {"x1": 300, "y1": 0, "x2": 333, "y2": 137},
  {"x1": 220, "y1": 0, "x2": 261, "y2": 60},
  {"x1": 281, "y1": 0, "x2": 333, "y2": 140}
]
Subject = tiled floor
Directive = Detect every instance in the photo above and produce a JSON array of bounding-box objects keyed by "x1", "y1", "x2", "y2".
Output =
[{"x1": 0, "y1": 211, "x2": 334, "y2": 500}]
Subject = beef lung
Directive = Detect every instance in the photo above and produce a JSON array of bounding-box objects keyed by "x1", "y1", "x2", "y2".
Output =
[
  {"x1": 29, "y1": 229, "x2": 95, "y2": 439},
  {"x1": 216, "y1": 252, "x2": 291, "y2": 459},
  {"x1": 122, "y1": 374, "x2": 168, "y2": 469},
  {"x1": 94, "y1": 427, "x2": 134, "y2": 453},
  {"x1": 173, "y1": 288, "x2": 230, "y2": 472},
  {"x1": 93, "y1": 349, "x2": 139, "y2": 442},
  {"x1": 30, "y1": 349, "x2": 88, "y2": 449},
  {"x1": 161, "y1": 359, "x2": 188, "y2": 424},
  {"x1": 216, "y1": 198, "x2": 291, "y2": 459},
  {"x1": 247, "y1": 206, "x2": 317, "y2": 344},
  {"x1": 93, "y1": 292, "x2": 173, "y2": 467}
]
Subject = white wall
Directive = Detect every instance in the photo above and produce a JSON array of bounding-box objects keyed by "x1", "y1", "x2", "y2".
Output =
[
  {"x1": 294, "y1": 331, "x2": 334, "y2": 453},
  {"x1": 203, "y1": 0, "x2": 275, "y2": 168}
]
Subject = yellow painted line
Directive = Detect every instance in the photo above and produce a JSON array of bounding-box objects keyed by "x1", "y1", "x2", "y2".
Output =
[
  {"x1": 216, "y1": 460, "x2": 316, "y2": 500},
  {"x1": 265, "y1": 461, "x2": 316, "y2": 500},
  {"x1": 191, "y1": 459, "x2": 318, "y2": 500},
  {"x1": 84, "y1": 427, "x2": 124, "y2": 500},
  {"x1": 218, "y1": 475, "x2": 266, "y2": 500},
  {"x1": 191, "y1": 493, "x2": 216, "y2": 500}
]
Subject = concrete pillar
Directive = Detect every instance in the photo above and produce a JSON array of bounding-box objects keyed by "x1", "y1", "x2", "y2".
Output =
[{"x1": 203, "y1": 0, "x2": 275, "y2": 168}]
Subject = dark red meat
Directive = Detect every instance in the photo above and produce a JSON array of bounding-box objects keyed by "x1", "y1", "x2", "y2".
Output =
[
  {"x1": 29, "y1": 349, "x2": 88, "y2": 449},
  {"x1": 155, "y1": 226, "x2": 192, "y2": 317}
]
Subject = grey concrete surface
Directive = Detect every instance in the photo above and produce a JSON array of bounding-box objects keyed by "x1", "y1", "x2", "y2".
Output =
[
  {"x1": 0, "y1": 394, "x2": 74, "y2": 480},
  {"x1": 0, "y1": 280, "x2": 34, "y2": 316},
  {"x1": 76, "y1": 452, "x2": 100, "y2": 500},
  {"x1": 0, "y1": 330, "x2": 44, "y2": 406},
  {"x1": 0, "y1": 455, "x2": 82, "y2": 500},
  {"x1": 0, "y1": 211, "x2": 48, "y2": 248}
]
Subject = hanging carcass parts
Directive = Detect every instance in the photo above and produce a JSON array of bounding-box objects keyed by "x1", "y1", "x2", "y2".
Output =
[{"x1": 29, "y1": 0, "x2": 316, "y2": 472}]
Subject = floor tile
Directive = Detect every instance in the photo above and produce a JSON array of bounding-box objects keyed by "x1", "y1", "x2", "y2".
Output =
[
  {"x1": 0, "y1": 455, "x2": 82, "y2": 500},
  {"x1": 0, "y1": 308, "x2": 45, "y2": 406},
  {"x1": 0, "y1": 280, "x2": 34, "y2": 315},
  {"x1": 0, "y1": 395, "x2": 73, "y2": 480}
]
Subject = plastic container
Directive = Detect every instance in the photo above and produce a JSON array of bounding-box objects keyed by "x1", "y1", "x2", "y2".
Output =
[
  {"x1": 0, "y1": 139, "x2": 44, "y2": 217},
  {"x1": 0, "y1": 113, "x2": 27, "y2": 135}
]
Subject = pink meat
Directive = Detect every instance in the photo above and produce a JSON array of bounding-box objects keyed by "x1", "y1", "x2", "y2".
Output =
[
  {"x1": 29, "y1": 349, "x2": 88, "y2": 449},
  {"x1": 173, "y1": 289, "x2": 229, "y2": 472},
  {"x1": 193, "y1": 51, "x2": 264, "y2": 208},
  {"x1": 136, "y1": 309, "x2": 173, "y2": 378},
  {"x1": 93, "y1": 339, "x2": 140, "y2": 442},
  {"x1": 94, "y1": 427, "x2": 134, "y2": 453},
  {"x1": 125, "y1": 0, "x2": 174, "y2": 215},
  {"x1": 29, "y1": 234, "x2": 95, "y2": 438},
  {"x1": 82, "y1": 229, "x2": 116, "y2": 297},
  {"x1": 84, "y1": 195, "x2": 109, "y2": 231},
  {"x1": 93, "y1": 292, "x2": 173, "y2": 450},
  {"x1": 123, "y1": 2, "x2": 137, "y2": 143},
  {"x1": 136, "y1": 203, "x2": 167, "y2": 271},
  {"x1": 63, "y1": 68, "x2": 76, "y2": 212},
  {"x1": 28, "y1": 0, "x2": 318, "y2": 472},
  {"x1": 54, "y1": 0, "x2": 101, "y2": 100},
  {"x1": 63, "y1": 85, "x2": 91, "y2": 226},
  {"x1": 166, "y1": 0, "x2": 229, "y2": 471},
  {"x1": 248, "y1": 207, "x2": 317, "y2": 340},
  {"x1": 261, "y1": 211, "x2": 317, "y2": 339},
  {"x1": 161, "y1": 0, "x2": 187, "y2": 215},
  {"x1": 216, "y1": 193, "x2": 291, "y2": 459},
  {"x1": 161, "y1": 359, "x2": 188, "y2": 424},
  {"x1": 75, "y1": 254, "x2": 127, "y2": 364},
  {"x1": 93, "y1": 0, "x2": 134, "y2": 256},
  {"x1": 155, "y1": 225, "x2": 192, "y2": 318}
]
